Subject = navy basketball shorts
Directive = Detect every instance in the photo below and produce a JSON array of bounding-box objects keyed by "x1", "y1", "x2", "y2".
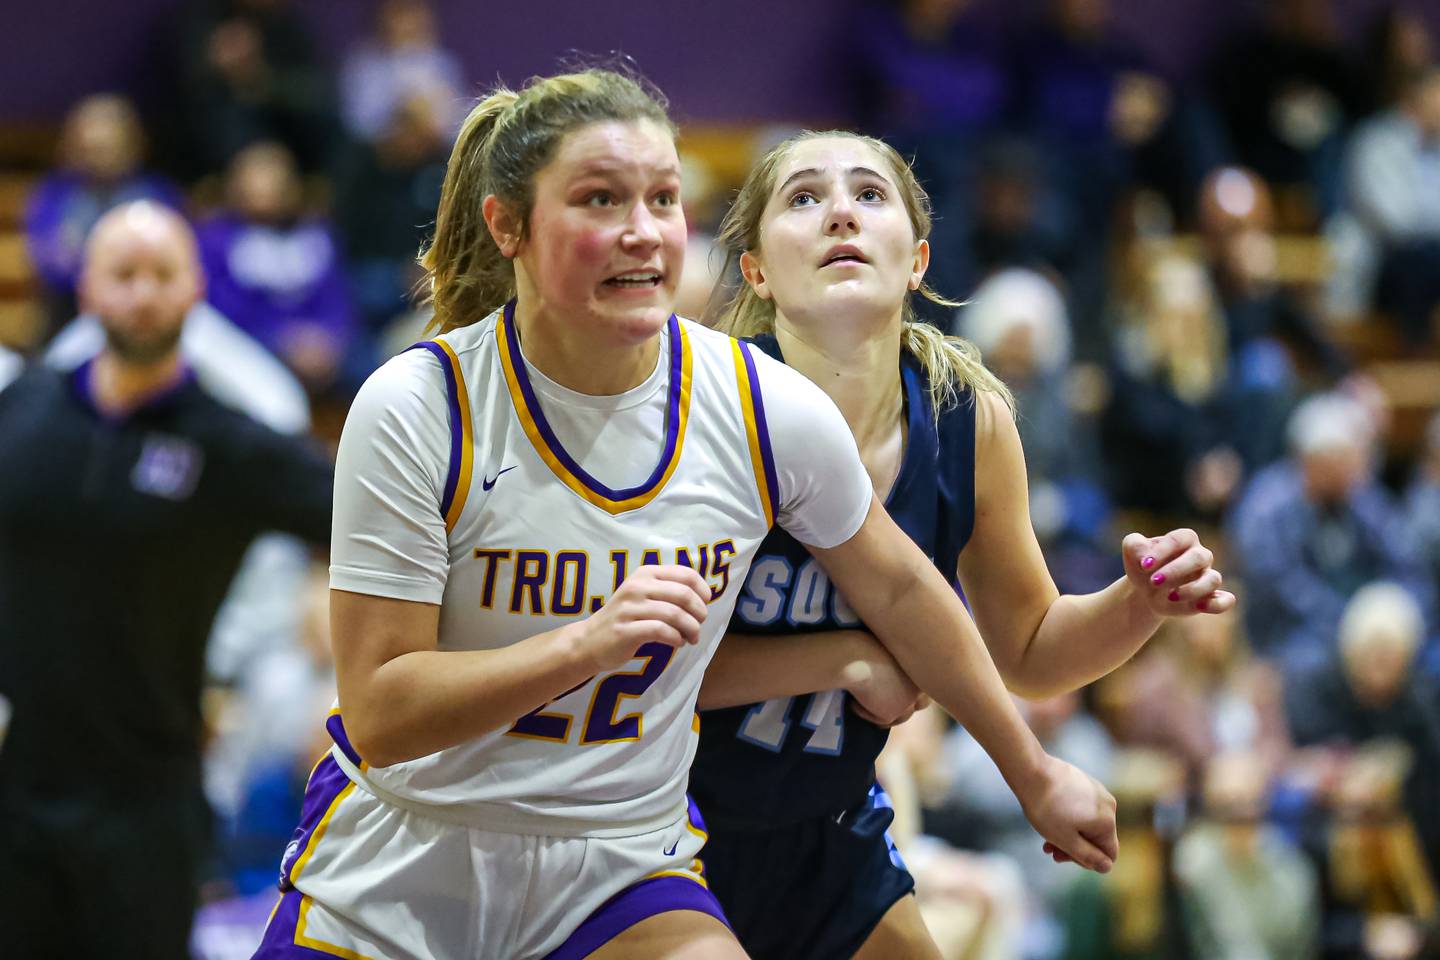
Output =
[{"x1": 701, "y1": 784, "x2": 915, "y2": 960}]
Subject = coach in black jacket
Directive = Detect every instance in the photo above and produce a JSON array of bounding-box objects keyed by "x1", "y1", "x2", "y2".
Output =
[{"x1": 0, "y1": 201, "x2": 333, "y2": 958}]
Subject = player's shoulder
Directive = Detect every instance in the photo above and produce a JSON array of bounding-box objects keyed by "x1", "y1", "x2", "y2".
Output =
[
  {"x1": 353, "y1": 339, "x2": 459, "y2": 418},
  {"x1": 430, "y1": 310, "x2": 501, "y2": 360}
]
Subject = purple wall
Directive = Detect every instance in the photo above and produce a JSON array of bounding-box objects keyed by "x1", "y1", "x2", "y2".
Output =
[{"x1": 3, "y1": 0, "x2": 1439, "y2": 125}]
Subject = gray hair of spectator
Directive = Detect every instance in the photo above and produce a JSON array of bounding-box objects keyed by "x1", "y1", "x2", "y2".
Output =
[
  {"x1": 419, "y1": 68, "x2": 674, "y2": 333},
  {"x1": 1338, "y1": 581, "x2": 1423, "y2": 664},
  {"x1": 958, "y1": 268, "x2": 1071, "y2": 376},
  {"x1": 707, "y1": 129, "x2": 1013, "y2": 416},
  {"x1": 1286, "y1": 392, "x2": 1374, "y2": 457}
]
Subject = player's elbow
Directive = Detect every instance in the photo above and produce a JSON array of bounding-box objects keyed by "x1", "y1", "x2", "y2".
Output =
[
  {"x1": 341, "y1": 709, "x2": 412, "y2": 769},
  {"x1": 999, "y1": 650, "x2": 1083, "y2": 701},
  {"x1": 1004, "y1": 672, "x2": 1071, "y2": 701}
]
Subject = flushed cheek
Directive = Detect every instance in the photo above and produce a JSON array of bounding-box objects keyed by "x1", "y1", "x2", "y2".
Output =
[{"x1": 548, "y1": 228, "x2": 619, "y2": 286}]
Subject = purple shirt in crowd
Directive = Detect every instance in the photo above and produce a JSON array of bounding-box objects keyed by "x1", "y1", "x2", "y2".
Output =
[
  {"x1": 856, "y1": 6, "x2": 1013, "y2": 137},
  {"x1": 25, "y1": 171, "x2": 185, "y2": 292},
  {"x1": 196, "y1": 214, "x2": 355, "y2": 360}
]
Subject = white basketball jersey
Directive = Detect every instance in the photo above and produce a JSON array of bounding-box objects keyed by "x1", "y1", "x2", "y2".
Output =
[{"x1": 328, "y1": 303, "x2": 872, "y2": 837}]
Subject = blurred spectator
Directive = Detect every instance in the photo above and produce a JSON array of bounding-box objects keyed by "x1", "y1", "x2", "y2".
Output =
[
  {"x1": 1323, "y1": 743, "x2": 1439, "y2": 959},
  {"x1": 958, "y1": 141, "x2": 1079, "y2": 302},
  {"x1": 1095, "y1": 611, "x2": 1290, "y2": 787},
  {"x1": 0, "y1": 201, "x2": 332, "y2": 958},
  {"x1": 855, "y1": 0, "x2": 1013, "y2": 141},
  {"x1": 1101, "y1": 252, "x2": 1243, "y2": 517},
  {"x1": 1058, "y1": 749, "x2": 1186, "y2": 960},
  {"x1": 1020, "y1": 0, "x2": 1227, "y2": 239},
  {"x1": 1197, "y1": 166, "x2": 1350, "y2": 467},
  {"x1": 1015, "y1": 0, "x2": 1185, "y2": 340},
  {"x1": 1208, "y1": 0, "x2": 1366, "y2": 222},
  {"x1": 1229, "y1": 394, "x2": 1432, "y2": 665},
  {"x1": 1019, "y1": 0, "x2": 1170, "y2": 158},
  {"x1": 339, "y1": 0, "x2": 464, "y2": 143},
  {"x1": 1173, "y1": 751, "x2": 1321, "y2": 960},
  {"x1": 335, "y1": 92, "x2": 446, "y2": 341},
  {"x1": 958, "y1": 267, "x2": 1114, "y2": 590},
  {"x1": 852, "y1": 0, "x2": 1017, "y2": 321},
  {"x1": 177, "y1": 0, "x2": 340, "y2": 176},
  {"x1": 24, "y1": 94, "x2": 183, "y2": 332},
  {"x1": 1327, "y1": 66, "x2": 1440, "y2": 345},
  {"x1": 1363, "y1": 5, "x2": 1436, "y2": 114},
  {"x1": 198, "y1": 142, "x2": 356, "y2": 395},
  {"x1": 1287, "y1": 583, "x2": 1440, "y2": 884},
  {"x1": 1408, "y1": 413, "x2": 1440, "y2": 627},
  {"x1": 46, "y1": 299, "x2": 314, "y2": 685}
]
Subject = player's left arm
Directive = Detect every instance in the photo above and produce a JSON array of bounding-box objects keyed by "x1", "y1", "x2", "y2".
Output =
[
  {"x1": 758, "y1": 351, "x2": 1117, "y2": 872},
  {"x1": 956, "y1": 390, "x2": 1236, "y2": 700}
]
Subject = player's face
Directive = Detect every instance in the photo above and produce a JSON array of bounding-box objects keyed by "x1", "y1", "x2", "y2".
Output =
[
  {"x1": 82, "y1": 210, "x2": 202, "y2": 364},
  {"x1": 516, "y1": 120, "x2": 686, "y2": 345},
  {"x1": 748, "y1": 137, "x2": 926, "y2": 327}
]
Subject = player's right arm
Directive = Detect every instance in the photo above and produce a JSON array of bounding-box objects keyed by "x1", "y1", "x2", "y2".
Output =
[{"x1": 329, "y1": 354, "x2": 709, "y2": 768}]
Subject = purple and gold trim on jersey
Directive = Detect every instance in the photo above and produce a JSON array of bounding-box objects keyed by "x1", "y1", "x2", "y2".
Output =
[
  {"x1": 406, "y1": 339, "x2": 474, "y2": 533},
  {"x1": 256, "y1": 888, "x2": 377, "y2": 960},
  {"x1": 261, "y1": 755, "x2": 365, "y2": 958},
  {"x1": 496, "y1": 301, "x2": 692, "y2": 515},
  {"x1": 731, "y1": 340, "x2": 780, "y2": 528},
  {"x1": 278, "y1": 754, "x2": 357, "y2": 892},
  {"x1": 684, "y1": 794, "x2": 710, "y2": 844},
  {"x1": 542, "y1": 849, "x2": 729, "y2": 960},
  {"x1": 324, "y1": 709, "x2": 367, "y2": 772}
]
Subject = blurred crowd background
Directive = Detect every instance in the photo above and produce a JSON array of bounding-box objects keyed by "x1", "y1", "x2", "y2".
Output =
[{"x1": 2, "y1": 0, "x2": 1440, "y2": 957}]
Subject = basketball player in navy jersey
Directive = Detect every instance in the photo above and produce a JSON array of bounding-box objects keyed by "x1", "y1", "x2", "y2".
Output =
[{"x1": 693, "y1": 131, "x2": 1235, "y2": 960}]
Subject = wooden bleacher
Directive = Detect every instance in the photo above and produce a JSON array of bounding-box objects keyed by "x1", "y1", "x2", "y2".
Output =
[{"x1": 0, "y1": 172, "x2": 41, "y2": 351}]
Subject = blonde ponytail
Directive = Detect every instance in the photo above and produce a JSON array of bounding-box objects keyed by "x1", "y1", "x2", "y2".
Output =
[{"x1": 421, "y1": 90, "x2": 520, "y2": 333}]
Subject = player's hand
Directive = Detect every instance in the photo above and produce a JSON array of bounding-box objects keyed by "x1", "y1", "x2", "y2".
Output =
[
  {"x1": 1122, "y1": 528, "x2": 1237, "y2": 617},
  {"x1": 576, "y1": 565, "x2": 710, "y2": 673},
  {"x1": 1017, "y1": 754, "x2": 1118, "y2": 874},
  {"x1": 839, "y1": 632, "x2": 926, "y2": 726}
]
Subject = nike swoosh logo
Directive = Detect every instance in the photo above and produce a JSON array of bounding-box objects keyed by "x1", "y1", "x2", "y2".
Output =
[
  {"x1": 663, "y1": 841, "x2": 679, "y2": 857},
  {"x1": 481, "y1": 466, "x2": 517, "y2": 490}
]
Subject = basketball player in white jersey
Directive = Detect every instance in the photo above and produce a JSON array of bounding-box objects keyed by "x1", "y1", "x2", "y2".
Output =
[{"x1": 255, "y1": 69, "x2": 1117, "y2": 960}]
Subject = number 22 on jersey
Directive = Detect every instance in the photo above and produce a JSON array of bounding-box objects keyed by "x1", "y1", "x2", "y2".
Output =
[{"x1": 507, "y1": 642, "x2": 674, "y2": 745}]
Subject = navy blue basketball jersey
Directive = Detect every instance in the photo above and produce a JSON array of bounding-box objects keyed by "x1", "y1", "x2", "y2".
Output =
[{"x1": 691, "y1": 335, "x2": 977, "y2": 826}]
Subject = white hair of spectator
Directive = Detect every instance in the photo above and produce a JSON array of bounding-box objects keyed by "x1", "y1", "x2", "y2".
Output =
[
  {"x1": 1286, "y1": 392, "x2": 1374, "y2": 457},
  {"x1": 1338, "y1": 581, "x2": 1423, "y2": 663},
  {"x1": 958, "y1": 268, "x2": 1070, "y2": 375}
]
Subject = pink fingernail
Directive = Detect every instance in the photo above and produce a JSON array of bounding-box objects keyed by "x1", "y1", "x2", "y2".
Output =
[
  {"x1": 1168, "y1": 590, "x2": 1180, "y2": 602},
  {"x1": 1141, "y1": 555, "x2": 1156, "y2": 570},
  {"x1": 1151, "y1": 573, "x2": 1166, "y2": 585}
]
